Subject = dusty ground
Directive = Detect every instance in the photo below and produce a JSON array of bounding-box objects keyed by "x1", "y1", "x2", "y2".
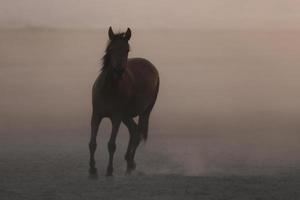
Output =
[{"x1": 1, "y1": 132, "x2": 300, "y2": 200}]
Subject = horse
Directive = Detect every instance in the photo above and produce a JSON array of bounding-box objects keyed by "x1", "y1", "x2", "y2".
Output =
[{"x1": 89, "y1": 27, "x2": 159, "y2": 176}]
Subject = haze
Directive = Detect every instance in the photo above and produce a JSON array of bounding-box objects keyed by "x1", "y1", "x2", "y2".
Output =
[
  {"x1": 1, "y1": 0, "x2": 300, "y2": 182},
  {"x1": 1, "y1": 0, "x2": 300, "y2": 29}
]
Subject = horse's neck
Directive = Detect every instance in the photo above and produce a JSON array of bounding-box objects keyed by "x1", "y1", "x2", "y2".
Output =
[{"x1": 98, "y1": 68, "x2": 119, "y2": 90}]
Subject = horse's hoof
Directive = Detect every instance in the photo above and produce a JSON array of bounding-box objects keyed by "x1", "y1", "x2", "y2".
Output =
[
  {"x1": 89, "y1": 167, "x2": 97, "y2": 175},
  {"x1": 126, "y1": 168, "x2": 132, "y2": 175},
  {"x1": 106, "y1": 167, "x2": 113, "y2": 177},
  {"x1": 129, "y1": 161, "x2": 136, "y2": 170},
  {"x1": 126, "y1": 161, "x2": 136, "y2": 175},
  {"x1": 106, "y1": 172, "x2": 113, "y2": 177},
  {"x1": 131, "y1": 162, "x2": 136, "y2": 170},
  {"x1": 89, "y1": 168, "x2": 98, "y2": 179}
]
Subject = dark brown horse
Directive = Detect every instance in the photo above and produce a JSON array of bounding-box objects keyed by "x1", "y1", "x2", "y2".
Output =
[{"x1": 89, "y1": 27, "x2": 159, "y2": 176}]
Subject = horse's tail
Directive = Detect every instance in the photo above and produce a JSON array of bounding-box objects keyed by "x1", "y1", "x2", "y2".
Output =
[
  {"x1": 140, "y1": 76, "x2": 159, "y2": 142},
  {"x1": 141, "y1": 128, "x2": 148, "y2": 142},
  {"x1": 138, "y1": 116, "x2": 149, "y2": 142}
]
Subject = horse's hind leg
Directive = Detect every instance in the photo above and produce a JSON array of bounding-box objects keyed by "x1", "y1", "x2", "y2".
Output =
[
  {"x1": 126, "y1": 113, "x2": 151, "y2": 170},
  {"x1": 106, "y1": 117, "x2": 121, "y2": 176},
  {"x1": 135, "y1": 113, "x2": 149, "y2": 146},
  {"x1": 122, "y1": 117, "x2": 138, "y2": 174},
  {"x1": 127, "y1": 102, "x2": 156, "y2": 172},
  {"x1": 89, "y1": 113, "x2": 102, "y2": 175}
]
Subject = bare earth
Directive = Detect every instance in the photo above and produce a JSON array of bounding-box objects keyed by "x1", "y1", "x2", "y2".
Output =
[{"x1": 1, "y1": 133, "x2": 300, "y2": 200}]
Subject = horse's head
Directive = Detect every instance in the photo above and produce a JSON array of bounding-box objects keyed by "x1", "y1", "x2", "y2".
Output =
[{"x1": 105, "y1": 27, "x2": 131, "y2": 76}]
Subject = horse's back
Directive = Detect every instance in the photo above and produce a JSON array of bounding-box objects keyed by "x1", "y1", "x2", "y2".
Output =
[{"x1": 127, "y1": 57, "x2": 159, "y2": 91}]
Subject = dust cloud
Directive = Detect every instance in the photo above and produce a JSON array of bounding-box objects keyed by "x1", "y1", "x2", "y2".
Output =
[{"x1": 1, "y1": 29, "x2": 300, "y2": 175}]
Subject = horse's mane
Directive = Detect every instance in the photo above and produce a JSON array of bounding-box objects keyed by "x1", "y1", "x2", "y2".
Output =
[{"x1": 101, "y1": 32, "x2": 129, "y2": 71}]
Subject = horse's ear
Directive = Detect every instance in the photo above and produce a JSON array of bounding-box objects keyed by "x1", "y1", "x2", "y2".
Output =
[
  {"x1": 108, "y1": 26, "x2": 114, "y2": 40},
  {"x1": 125, "y1": 28, "x2": 131, "y2": 40}
]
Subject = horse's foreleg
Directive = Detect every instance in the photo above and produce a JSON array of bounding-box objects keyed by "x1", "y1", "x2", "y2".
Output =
[
  {"x1": 122, "y1": 118, "x2": 138, "y2": 174},
  {"x1": 106, "y1": 117, "x2": 121, "y2": 176},
  {"x1": 89, "y1": 113, "x2": 102, "y2": 175}
]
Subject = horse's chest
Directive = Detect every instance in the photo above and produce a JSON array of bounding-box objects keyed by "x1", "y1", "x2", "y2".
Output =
[
  {"x1": 104, "y1": 89, "x2": 130, "y2": 104},
  {"x1": 93, "y1": 71, "x2": 137, "y2": 116},
  {"x1": 96, "y1": 86, "x2": 132, "y2": 113}
]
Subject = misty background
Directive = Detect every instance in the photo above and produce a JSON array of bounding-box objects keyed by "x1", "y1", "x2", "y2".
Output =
[
  {"x1": 1, "y1": 0, "x2": 300, "y2": 176},
  {"x1": 1, "y1": 0, "x2": 300, "y2": 30}
]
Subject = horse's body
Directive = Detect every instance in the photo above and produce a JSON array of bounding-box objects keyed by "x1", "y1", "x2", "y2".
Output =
[
  {"x1": 93, "y1": 58, "x2": 159, "y2": 119},
  {"x1": 89, "y1": 27, "x2": 159, "y2": 176}
]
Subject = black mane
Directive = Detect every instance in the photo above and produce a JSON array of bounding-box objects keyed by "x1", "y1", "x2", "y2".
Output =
[{"x1": 101, "y1": 32, "x2": 129, "y2": 71}]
